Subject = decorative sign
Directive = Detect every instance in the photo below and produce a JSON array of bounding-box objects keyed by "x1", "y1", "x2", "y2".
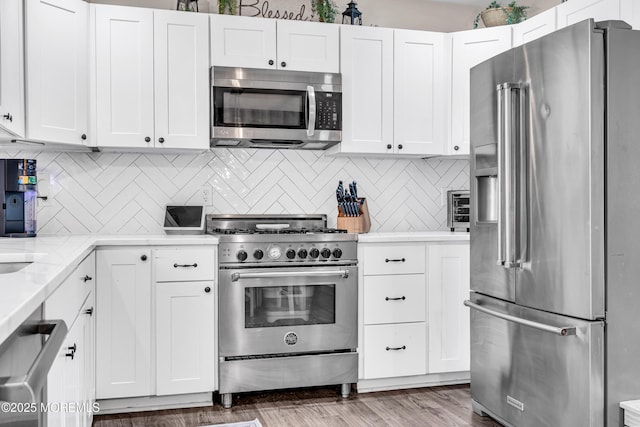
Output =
[{"x1": 239, "y1": 0, "x2": 315, "y2": 21}]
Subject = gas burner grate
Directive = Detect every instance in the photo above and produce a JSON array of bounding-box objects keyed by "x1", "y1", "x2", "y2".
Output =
[{"x1": 210, "y1": 227, "x2": 348, "y2": 235}]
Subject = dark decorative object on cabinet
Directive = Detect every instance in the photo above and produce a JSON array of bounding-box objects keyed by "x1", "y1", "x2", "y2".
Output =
[
  {"x1": 342, "y1": 1, "x2": 362, "y2": 25},
  {"x1": 176, "y1": 0, "x2": 199, "y2": 11}
]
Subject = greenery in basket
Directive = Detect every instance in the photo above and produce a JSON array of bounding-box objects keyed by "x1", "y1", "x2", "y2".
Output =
[
  {"x1": 312, "y1": 0, "x2": 338, "y2": 23},
  {"x1": 473, "y1": 1, "x2": 529, "y2": 29},
  {"x1": 219, "y1": 0, "x2": 237, "y2": 15}
]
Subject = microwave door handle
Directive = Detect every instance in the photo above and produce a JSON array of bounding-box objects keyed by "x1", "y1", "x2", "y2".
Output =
[{"x1": 307, "y1": 85, "x2": 316, "y2": 137}]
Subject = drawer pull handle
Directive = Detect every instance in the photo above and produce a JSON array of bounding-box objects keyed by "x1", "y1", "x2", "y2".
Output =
[
  {"x1": 66, "y1": 343, "x2": 77, "y2": 359},
  {"x1": 82, "y1": 275, "x2": 93, "y2": 282},
  {"x1": 385, "y1": 258, "x2": 406, "y2": 263},
  {"x1": 385, "y1": 346, "x2": 406, "y2": 351},
  {"x1": 385, "y1": 296, "x2": 406, "y2": 301},
  {"x1": 174, "y1": 263, "x2": 198, "y2": 268},
  {"x1": 84, "y1": 307, "x2": 94, "y2": 316}
]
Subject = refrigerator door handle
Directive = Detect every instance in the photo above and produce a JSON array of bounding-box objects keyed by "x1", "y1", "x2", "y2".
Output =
[
  {"x1": 464, "y1": 300, "x2": 576, "y2": 336},
  {"x1": 497, "y1": 82, "x2": 524, "y2": 269}
]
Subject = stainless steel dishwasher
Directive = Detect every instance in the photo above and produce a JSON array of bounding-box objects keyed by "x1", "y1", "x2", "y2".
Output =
[{"x1": 0, "y1": 306, "x2": 67, "y2": 426}]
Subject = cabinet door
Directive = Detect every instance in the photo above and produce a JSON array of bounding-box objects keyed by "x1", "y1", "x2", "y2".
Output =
[
  {"x1": 155, "y1": 281, "x2": 215, "y2": 395},
  {"x1": 96, "y1": 248, "x2": 152, "y2": 399},
  {"x1": 210, "y1": 14, "x2": 277, "y2": 69},
  {"x1": 394, "y1": 29, "x2": 446, "y2": 156},
  {"x1": 428, "y1": 244, "x2": 470, "y2": 373},
  {"x1": 513, "y1": 7, "x2": 557, "y2": 47},
  {"x1": 276, "y1": 20, "x2": 339, "y2": 73},
  {"x1": 450, "y1": 26, "x2": 511, "y2": 155},
  {"x1": 95, "y1": 5, "x2": 154, "y2": 148},
  {"x1": 0, "y1": 0, "x2": 25, "y2": 137},
  {"x1": 556, "y1": 0, "x2": 622, "y2": 29},
  {"x1": 25, "y1": 0, "x2": 88, "y2": 145},
  {"x1": 340, "y1": 26, "x2": 394, "y2": 154},
  {"x1": 80, "y1": 294, "x2": 95, "y2": 427},
  {"x1": 363, "y1": 323, "x2": 427, "y2": 379},
  {"x1": 153, "y1": 10, "x2": 209, "y2": 151}
]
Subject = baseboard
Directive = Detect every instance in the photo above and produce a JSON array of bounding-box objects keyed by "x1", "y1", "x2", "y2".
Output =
[
  {"x1": 356, "y1": 371, "x2": 470, "y2": 393},
  {"x1": 96, "y1": 392, "x2": 213, "y2": 414}
]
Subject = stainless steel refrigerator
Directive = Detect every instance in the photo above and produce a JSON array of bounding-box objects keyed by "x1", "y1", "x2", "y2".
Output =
[{"x1": 468, "y1": 19, "x2": 640, "y2": 427}]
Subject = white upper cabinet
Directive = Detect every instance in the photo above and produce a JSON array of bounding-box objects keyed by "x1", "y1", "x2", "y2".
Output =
[
  {"x1": 394, "y1": 29, "x2": 446, "y2": 156},
  {"x1": 0, "y1": 0, "x2": 25, "y2": 137},
  {"x1": 276, "y1": 20, "x2": 340, "y2": 73},
  {"x1": 210, "y1": 14, "x2": 277, "y2": 69},
  {"x1": 450, "y1": 26, "x2": 511, "y2": 156},
  {"x1": 557, "y1": 0, "x2": 623, "y2": 28},
  {"x1": 210, "y1": 14, "x2": 339, "y2": 72},
  {"x1": 513, "y1": 7, "x2": 557, "y2": 46},
  {"x1": 25, "y1": 0, "x2": 88, "y2": 145},
  {"x1": 95, "y1": 5, "x2": 154, "y2": 149},
  {"x1": 339, "y1": 25, "x2": 394, "y2": 154},
  {"x1": 153, "y1": 10, "x2": 209, "y2": 150},
  {"x1": 94, "y1": 5, "x2": 209, "y2": 150}
]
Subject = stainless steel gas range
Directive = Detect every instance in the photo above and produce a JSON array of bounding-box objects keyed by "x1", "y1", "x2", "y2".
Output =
[{"x1": 207, "y1": 214, "x2": 358, "y2": 408}]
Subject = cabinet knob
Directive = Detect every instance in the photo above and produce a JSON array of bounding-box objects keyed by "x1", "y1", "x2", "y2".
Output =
[
  {"x1": 145, "y1": 136, "x2": 151, "y2": 143},
  {"x1": 158, "y1": 137, "x2": 164, "y2": 143},
  {"x1": 281, "y1": 61, "x2": 286, "y2": 67},
  {"x1": 386, "y1": 144, "x2": 392, "y2": 149},
  {"x1": 3, "y1": 113, "x2": 12, "y2": 122},
  {"x1": 82, "y1": 275, "x2": 93, "y2": 282},
  {"x1": 140, "y1": 254, "x2": 147, "y2": 261},
  {"x1": 454, "y1": 145, "x2": 459, "y2": 151},
  {"x1": 204, "y1": 286, "x2": 211, "y2": 293},
  {"x1": 398, "y1": 144, "x2": 403, "y2": 150},
  {"x1": 268, "y1": 59, "x2": 274, "y2": 66},
  {"x1": 81, "y1": 134, "x2": 87, "y2": 140}
]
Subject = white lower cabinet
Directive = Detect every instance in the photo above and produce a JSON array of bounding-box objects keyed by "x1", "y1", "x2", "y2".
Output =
[
  {"x1": 96, "y1": 248, "x2": 152, "y2": 399},
  {"x1": 363, "y1": 323, "x2": 427, "y2": 379},
  {"x1": 155, "y1": 281, "x2": 215, "y2": 395},
  {"x1": 427, "y1": 244, "x2": 470, "y2": 373},
  {"x1": 358, "y1": 240, "x2": 470, "y2": 391},
  {"x1": 45, "y1": 252, "x2": 95, "y2": 427}
]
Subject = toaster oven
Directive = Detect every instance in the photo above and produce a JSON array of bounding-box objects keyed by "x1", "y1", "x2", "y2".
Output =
[{"x1": 447, "y1": 190, "x2": 470, "y2": 232}]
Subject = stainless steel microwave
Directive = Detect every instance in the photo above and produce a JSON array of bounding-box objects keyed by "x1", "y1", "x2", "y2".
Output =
[{"x1": 211, "y1": 66, "x2": 342, "y2": 150}]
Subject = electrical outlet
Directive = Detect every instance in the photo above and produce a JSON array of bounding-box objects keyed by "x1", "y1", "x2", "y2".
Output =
[
  {"x1": 441, "y1": 187, "x2": 452, "y2": 206},
  {"x1": 201, "y1": 185, "x2": 213, "y2": 207}
]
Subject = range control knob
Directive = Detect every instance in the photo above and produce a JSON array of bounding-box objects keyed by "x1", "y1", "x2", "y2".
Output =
[
  {"x1": 237, "y1": 250, "x2": 248, "y2": 261},
  {"x1": 321, "y1": 248, "x2": 331, "y2": 259},
  {"x1": 309, "y1": 248, "x2": 320, "y2": 259},
  {"x1": 286, "y1": 249, "x2": 296, "y2": 259},
  {"x1": 253, "y1": 249, "x2": 264, "y2": 260},
  {"x1": 332, "y1": 248, "x2": 343, "y2": 259},
  {"x1": 297, "y1": 249, "x2": 308, "y2": 259}
]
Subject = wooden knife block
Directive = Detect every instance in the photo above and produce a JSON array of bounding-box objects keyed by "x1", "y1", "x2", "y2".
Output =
[{"x1": 337, "y1": 198, "x2": 371, "y2": 233}]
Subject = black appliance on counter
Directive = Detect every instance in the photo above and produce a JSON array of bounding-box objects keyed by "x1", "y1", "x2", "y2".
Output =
[{"x1": 0, "y1": 159, "x2": 37, "y2": 237}]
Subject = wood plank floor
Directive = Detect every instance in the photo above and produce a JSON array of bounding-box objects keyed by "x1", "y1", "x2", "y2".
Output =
[{"x1": 93, "y1": 385, "x2": 503, "y2": 427}]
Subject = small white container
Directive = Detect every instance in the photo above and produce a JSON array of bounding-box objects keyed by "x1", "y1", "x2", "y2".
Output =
[{"x1": 621, "y1": 400, "x2": 640, "y2": 426}]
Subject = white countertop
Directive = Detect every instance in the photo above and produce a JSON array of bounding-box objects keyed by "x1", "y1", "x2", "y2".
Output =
[
  {"x1": 357, "y1": 231, "x2": 470, "y2": 243},
  {"x1": 0, "y1": 234, "x2": 219, "y2": 345}
]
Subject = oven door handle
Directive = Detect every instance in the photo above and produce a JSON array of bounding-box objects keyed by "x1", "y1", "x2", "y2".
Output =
[{"x1": 231, "y1": 269, "x2": 349, "y2": 282}]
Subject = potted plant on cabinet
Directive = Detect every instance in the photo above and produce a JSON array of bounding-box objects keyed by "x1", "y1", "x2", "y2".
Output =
[
  {"x1": 312, "y1": 0, "x2": 338, "y2": 23},
  {"x1": 218, "y1": 0, "x2": 237, "y2": 15},
  {"x1": 473, "y1": 1, "x2": 529, "y2": 29}
]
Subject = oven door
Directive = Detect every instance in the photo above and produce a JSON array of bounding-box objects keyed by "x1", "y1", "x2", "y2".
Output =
[{"x1": 219, "y1": 265, "x2": 357, "y2": 357}]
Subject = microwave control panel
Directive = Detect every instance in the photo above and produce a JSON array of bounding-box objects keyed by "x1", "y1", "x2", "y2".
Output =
[{"x1": 316, "y1": 92, "x2": 342, "y2": 131}]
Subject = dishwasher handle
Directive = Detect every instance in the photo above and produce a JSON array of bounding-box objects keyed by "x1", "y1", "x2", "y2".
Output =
[
  {"x1": 464, "y1": 300, "x2": 576, "y2": 337},
  {"x1": 0, "y1": 319, "x2": 68, "y2": 403}
]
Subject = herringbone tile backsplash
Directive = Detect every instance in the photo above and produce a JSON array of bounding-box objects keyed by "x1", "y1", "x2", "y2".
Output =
[{"x1": 0, "y1": 148, "x2": 469, "y2": 235}]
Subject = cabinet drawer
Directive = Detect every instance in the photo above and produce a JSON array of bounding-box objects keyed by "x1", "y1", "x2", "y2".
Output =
[
  {"x1": 364, "y1": 274, "x2": 426, "y2": 324},
  {"x1": 362, "y1": 244, "x2": 425, "y2": 275},
  {"x1": 154, "y1": 247, "x2": 216, "y2": 282},
  {"x1": 46, "y1": 252, "x2": 95, "y2": 328},
  {"x1": 363, "y1": 322, "x2": 427, "y2": 379}
]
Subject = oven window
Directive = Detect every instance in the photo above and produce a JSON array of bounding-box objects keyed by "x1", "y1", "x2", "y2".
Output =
[
  {"x1": 245, "y1": 285, "x2": 335, "y2": 328},
  {"x1": 214, "y1": 88, "x2": 306, "y2": 129}
]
